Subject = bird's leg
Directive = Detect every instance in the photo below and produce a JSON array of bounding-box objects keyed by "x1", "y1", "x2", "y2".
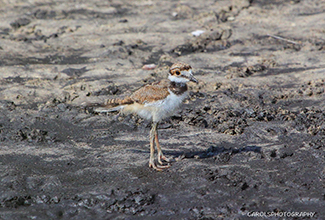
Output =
[
  {"x1": 155, "y1": 125, "x2": 171, "y2": 165},
  {"x1": 149, "y1": 122, "x2": 159, "y2": 170},
  {"x1": 148, "y1": 122, "x2": 169, "y2": 171}
]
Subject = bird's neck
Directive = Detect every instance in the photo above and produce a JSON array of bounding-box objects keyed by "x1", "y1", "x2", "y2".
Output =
[{"x1": 168, "y1": 81, "x2": 188, "y2": 95}]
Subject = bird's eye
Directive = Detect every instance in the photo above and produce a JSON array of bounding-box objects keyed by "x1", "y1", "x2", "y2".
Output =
[{"x1": 175, "y1": 71, "x2": 180, "y2": 75}]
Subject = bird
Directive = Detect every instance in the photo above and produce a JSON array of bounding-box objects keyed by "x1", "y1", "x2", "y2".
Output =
[{"x1": 95, "y1": 62, "x2": 198, "y2": 171}]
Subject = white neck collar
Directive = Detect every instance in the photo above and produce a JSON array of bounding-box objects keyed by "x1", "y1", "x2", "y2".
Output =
[{"x1": 168, "y1": 75, "x2": 189, "y2": 83}]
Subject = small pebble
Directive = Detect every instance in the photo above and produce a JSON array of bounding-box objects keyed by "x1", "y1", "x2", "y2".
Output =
[
  {"x1": 142, "y1": 64, "x2": 156, "y2": 70},
  {"x1": 191, "y1": 30, "x2": 205, "y2": 37}
]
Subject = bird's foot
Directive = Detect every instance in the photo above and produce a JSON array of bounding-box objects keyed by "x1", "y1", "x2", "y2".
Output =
[
  {"x1": 158, "y1": 154, "x2": 171, "y2": 165},
  {"x1": 149, "y1": 161, "x2": 170, "y2": 171}
]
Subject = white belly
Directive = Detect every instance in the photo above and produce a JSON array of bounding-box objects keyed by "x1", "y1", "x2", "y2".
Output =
[{"x1": 141, "y1": 91, "x2": 188, "y2": 122}]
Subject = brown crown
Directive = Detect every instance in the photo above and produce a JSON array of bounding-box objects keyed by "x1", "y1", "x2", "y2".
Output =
[{"x1": 169, "y1": 63, "x2": 192, "y2": 75}]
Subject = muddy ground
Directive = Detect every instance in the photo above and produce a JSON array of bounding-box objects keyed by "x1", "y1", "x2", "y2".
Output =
[{"x1": 0, "y1": 0, "x2": 325, "y2": 219}]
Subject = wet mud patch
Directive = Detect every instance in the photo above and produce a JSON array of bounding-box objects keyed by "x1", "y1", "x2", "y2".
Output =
[
  {"x1": 0, "y1": 152, "x2": 155, "y2": 218},
  {"x1": 0, "y1": 54, "x2": 91, "y2": 66}
]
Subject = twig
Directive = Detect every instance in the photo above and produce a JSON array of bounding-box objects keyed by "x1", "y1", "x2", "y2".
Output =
[{"x1": 267, "y1": 34, "x2": 300, "y2": 45}]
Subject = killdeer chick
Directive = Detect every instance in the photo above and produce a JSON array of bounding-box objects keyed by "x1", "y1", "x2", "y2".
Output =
[{"x1": 95, "y1": 63, "x2": 198, "y2": 171}]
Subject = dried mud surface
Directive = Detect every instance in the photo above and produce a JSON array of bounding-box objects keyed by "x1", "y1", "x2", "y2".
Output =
[{"x1": 1, "y1": 0, "x2": 325, "y2": 219}]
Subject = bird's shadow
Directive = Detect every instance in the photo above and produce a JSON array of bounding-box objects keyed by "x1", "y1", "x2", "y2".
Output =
[
  {"x1": 129, "y1": 143, "x2": 262, "y2": 161},
  {"x1": 167, "y1": 145, "x2": 261, "y2": 160}
]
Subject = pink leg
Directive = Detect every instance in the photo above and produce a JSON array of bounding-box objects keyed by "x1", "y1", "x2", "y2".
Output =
[
  {"x1": 148, "y1": 122, "x2": 170, "y2": 171},
  {"x1": 155, "y1": 128, "x2": 171, "y2": 165}
]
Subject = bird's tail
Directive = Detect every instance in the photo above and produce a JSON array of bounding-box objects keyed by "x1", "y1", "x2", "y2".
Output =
[
  {"x1": 94, "y1": 105, "x2": 125, "y2": 113},
  {"x1": 94, "y1": 97, "x2": 134, "y2": 113}
]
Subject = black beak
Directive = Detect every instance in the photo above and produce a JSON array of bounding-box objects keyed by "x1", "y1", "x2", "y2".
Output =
[{"x1": 190, "y1": 76, "x2": 198, "y2": 84}]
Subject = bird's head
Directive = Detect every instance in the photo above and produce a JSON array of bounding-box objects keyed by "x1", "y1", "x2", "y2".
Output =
[{"x1": 168, "y1": 63, "x2": 198, "y2": 84}]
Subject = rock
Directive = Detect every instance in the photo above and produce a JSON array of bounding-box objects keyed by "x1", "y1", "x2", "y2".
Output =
[{"x1": 142, "y1": 64, "x2": 156, "y2": 70}]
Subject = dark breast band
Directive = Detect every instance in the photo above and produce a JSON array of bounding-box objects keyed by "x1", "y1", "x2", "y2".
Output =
[{"x1": 168, "y1": 81, "x2": 188, "y2": 95}]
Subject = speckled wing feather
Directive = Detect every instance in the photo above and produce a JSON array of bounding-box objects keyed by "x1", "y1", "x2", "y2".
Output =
[
  {"x1": 130, "y1": 79, "x2": 170, "y2": 104},
  {"x1": 106, "y1": 97, "x2": 133, "y2": 106}
]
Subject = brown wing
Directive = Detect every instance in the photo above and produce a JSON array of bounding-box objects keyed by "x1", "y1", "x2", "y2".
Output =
[{"x1": 130, "y1": 79, "x2": 170, "y2": 104}]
